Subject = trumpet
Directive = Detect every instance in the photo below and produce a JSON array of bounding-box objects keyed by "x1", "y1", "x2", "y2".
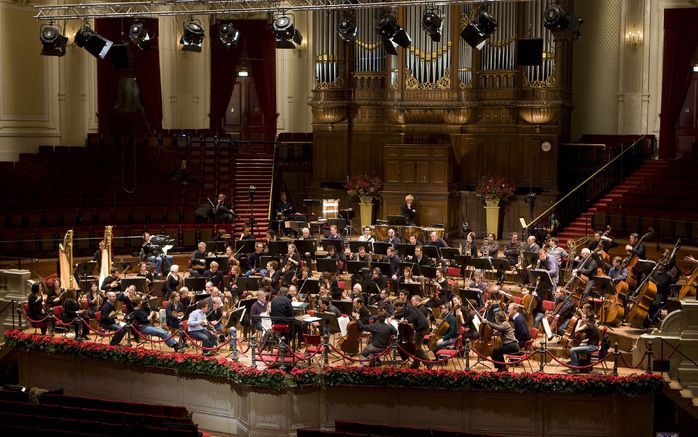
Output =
[{"x1": 567, "y1": 235, "x2": 590, "y2": 252}]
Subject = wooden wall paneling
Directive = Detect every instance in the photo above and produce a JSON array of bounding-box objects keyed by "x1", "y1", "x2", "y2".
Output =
[{"x1": 312, "y1": 129, "x2": 348, "y2": 181}]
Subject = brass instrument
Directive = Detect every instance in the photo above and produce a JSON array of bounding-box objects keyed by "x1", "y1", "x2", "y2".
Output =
[
  {"x1": 566, "y1": 234, "x2": 590, "y2": 252},
  {"x1": 58, "y1": 230, "x2": 76, "y2": 290}
]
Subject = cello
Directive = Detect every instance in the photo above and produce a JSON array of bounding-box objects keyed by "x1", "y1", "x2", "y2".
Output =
[{"x1": 521, "y1": 279, "x2": 541, "y2": 328}]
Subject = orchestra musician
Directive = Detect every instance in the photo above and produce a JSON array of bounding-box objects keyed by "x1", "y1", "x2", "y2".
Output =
[
  {"x1": 163, "y1": 264, "x2": 180, "y2": 300},
  {"x1": 318, "y1": 297, "x2": 342, "y2": 318},
  {"x1": 483, "y1": 286, "x2": 503, "y2": 322},
  {"x1": 99, "y1": 291, "x2": 127, "y2": 346},
  {"x1": 84, "y1": 282, "x2": 102, "y2": 320},
  {"x1": 190, "y1": 242, "x2": 209, "y2": 276},
  {"x1": 369, "y1": 267, "x2": 388, "y2": 293},
  {"x1": 480, "y1": 233, "x2": 499, "y2": 257},
  {"x1": 460, "y1": 232, "x2": 478, "y2": 257},
  {"x1": 565, "y1": 304, "x2": 600, "y2": 374},
  {"x1": 136, "y1": 262, "x2": 154, "y2": 287},
  {"x1": 92, "y1": 240, "x2": 105, "y2": 268},
  {"x1": 100, "y1": 269, "x2": 121, "y2": 293},
  {"x1": 400, "y1": 194, "x2": 418, "y2": 225},
  {"x1": 224, "y1": 246, "x2": 241, "y2": 269},
  {"x1": 213, "y1": 193, "x2": 234, "y2": 223},
  {"x1": 358, "y1": 227, "x2": 375, "y2": 243},
  {"x1": 460, "y1": 298, "x2": 480, "y2": 341},
  {"x1": 262, "y1": 261, "x2": 282, "y2": 293},
  {"x1": 207, "y1": 297, "x2": 227, "y2": 337},
  {"x1": 226, "y1": 264, "x2": 242, "y2": 300},
  {"x1": 626, "y1": 232, "x2": 647, "y2": 260},
  {"x1": 250, "y1": 290, "x2": 268, "y2": 333},
  {"x1": 398, "y1": 266, "x2": 417, "y2": 287},
  {"x1": 523, "y1": 235, "x2": 540, "y2": 256},
  {"x1": 408, "y1": 245, "x2": 432, "y2": 267},
  {"x1": 27, "y1": 282, "x2": 48, "y2": 335},
  {"x1": 132, "y1": 295, "x2": 180, "y2": 352},
  {"x1": 432, "y1": 301, "x2": 459, "y2": 350},
  {"x1": 536, "y1": 248, "x2": 560, "y2": 292},
  {"x1": 507, "y1": 303, "x2": 531, "y2": 349},
  {"x1": 187, "y1": 300, "x2": 218, "y2": 355},
  {"x1": 608, "y1": 256, "x2": 628, "y2": 284},
  {"x1": 430, "y1": 268, "x2": 451, "y2": 307},
  {"x1": 428, "y1": 231, "x2": 447, "y2": 249},
  {"x1": 521, "y1": 286, "x2": 545, "y2": 328},
  {"x1": 275, "y1": 191, "x2": 294, "y2": 219},
  {"x1": 503, "y1": 232, "x2": 521, "y2": 266},
  {"x1": 550, "y1": 286, "x2": 575, "y2": 336},
  {"x1": 354, "y1": 245, "x2": 371, "y2": 263},
  {"x1": 270, "y1": 288, "x2": 302, "y2": 347},
  {"x1": 300, "y1": 227, "x2": 313, "y2": 240},
  {"x1": 407, "y1": 235, "x2": 419, "y2": 246},
  {"x1": 239, "y1": 225, "x2": 256, "y2": 241},
  {"x1": 573, "y1": 248, "x2": 598, "y2": 299},
  {"x1": 546, "y1": 237, "x2": 568, "y2": 268},
  {"x1": 245, "y1": 242, "x2": 267, "y2": 277},
  {"x1": 384, "y1": 228, "x2": 401, "y2": 246},
  {"x1": 327, "y1": 224, "x2": 343, "y2": 241},
  {"x1": 61, "y1": 289, "x2": 87, "y2": 341},
  {"x1": 165, "y1": 291, "x2": 184, "y2": 331},
  {"x1": 393, "y1": 299, "x2": 432, "y2": 369},
  {"x1": 481, "y1": 310, "x2": 519, "y2": 372},
  {"x1": 358, "y1": 309, "x2": 397, "y2": 366},
  {"x1": 203, "y1": 261, "x2": 224, "y2": 289},
  {"x1": 351, "y1": 297, "x2": 371, "y2": 324},
  {"x1": 385, "y1": 246, "x2": 400, "y2": 280}
]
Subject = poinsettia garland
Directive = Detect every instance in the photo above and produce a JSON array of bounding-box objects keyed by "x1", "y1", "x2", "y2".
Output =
[{"x1": 5, "y1": 330, "x2": 663, "y2": 396}]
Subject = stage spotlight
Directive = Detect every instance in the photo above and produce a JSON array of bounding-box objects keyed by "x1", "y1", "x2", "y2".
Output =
[
  {"x1": 544, "y1": 4, "x2": 583, "y2": 40},
  {"x1": 75, "y1": 25, "x2": 113, "y2": 59},
  {"x1": 273, "y1": 15, "x2": 303, "y2": 49},
  {"x1": 129, "y1": 21, "x2": 152, "y2": 50},
  {"x1": 338, "y1": 16, "x2": 357, "y2": 42},
  {"x1": 460, "y1": 9, "x2": 497, "y2": 50},
  {"x1": 180, "y1": 19, "x2": 204, "y2": 52},
  {"x1": 40, "y1": 24, "x2": 68, "y2": 57},
  {"x1": 218, "y1": 23, "x2": 240, "y2": 49},
  {"x1": 422, "y1": 10, "x2": 443, "y2": 43},
  {"x1": 376, "y1": 14, "x2": 411, "y2": 54}
]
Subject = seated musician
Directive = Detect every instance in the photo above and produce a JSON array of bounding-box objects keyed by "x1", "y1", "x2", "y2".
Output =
[
  {"x1": 140, "y1": 232, "x2": 172, "y2": 278},
  {"x1": 180, "y1": 286, "x2": 193, "y2": 309},
  {"x1": 190, "y1": 242, "x2": 209, "y2": 276},
  {"x1": 410, "y1": 294, "x2": 429, "y2": 320},
  {"x1": 85, "y1": 282, "x2": 102, "y2": 319},
  {"x1": 369, "y1": 267, "x2": 388, "y2": 292},
  {"x1": 507, "y1": 303, "x2": 531, "y2": 349},
  {"x1": 324, "y1": 245, "x2": 347, "y2": 266},
  {"x1": 132, "y1": 295, "x2": 180, "y2": 352},
  {"x1": 239, "y1": 225, "x2": 256, "y2": 241},
  {"x1": 536, "y1": 248, "x2": 560, "y2": 291},
  {"x1": 275, "y1": 191, "x2": 294, "y2": 219},
  {"x1": 349, "y1": 283, "x2": 365, "y2": 305},
  {"x1": 300, "y1": 227, "x2": 313, "y2": 240},
  {"x1": 393, "y1": 299, "x2": 432, "y2": 369},
  {"x1": 428, "y1": 231, "x2": 447, "y2": 249},
  {"x1": 136, "y1": 262, "x2": 154, "y2": 287},
  {"x1": 213, "y1": 193, "x2": 234, "y2": 223},
  {"x1": 461, "y1": 232, "x2": 478, "y2": 257},
  {"x1": 187, "y1": 300, "x2": 218, "y2": 354},
  {"x1": 226, "y1": 264, "x2": 242, "y2": 300},
  {"x1": 318, "y1": 297, "x2": 342, "y2": 318},
  {"x1": 398, "y1": 289, "x2": 411, "y2": 302},
  {"x1": 608, "y1": 256, "x2": 628, "y2": 284},
  {"x1": 293, "y1": 266, "x2": 312, "y2": 287},
  {"x1": 118, "y1": 285, "x2": 137, "y2": 316},
  {"x1": 245, "y1": 242, "x2": 267, "y2": 277},
  {"x1": 400, "y1": 194, "x2": 417, "y2": 225},
  {"x1": 358, "y1": 226, "x2": 375, "y2": 243},
  {"x1": 483, "y1": 286, "x2": 503, "y2": 323},
  {"x1": 431, "y1": 268, "x2": 452, "y2": 307},
  {"x1": 470, "y1": 272, "x2": 488, "y2": 305},
  {"x1": 27, "y1": 282, "x2": 48, "y2": 335},
  {"x1": 288, "y1": 285, "x2": 300, "y2": 302},
  {"x1": 61, "y1": 289, "x2": 87, "y2": 341},
  {"x1": 566, "y1": 304, "x2": 600, "y2": 374},
  {"x1": 384, "y1": 246, "x2": 400, "y2": 280},
  {"x1": 625, "y1": 232, "x2": 646, "y2": 259},
  {"x1": 398, "y1": 266, "x2": 417, "y2": 287},
  {"x1": 523, "y1": 235, "x2": 540, "y2": 256},
  {"x1": 203, "y1": 261, "x2": 224, "y2": 289},
  {"x1": 480, "y1": 233, "x2": 499, "y2": 257},
  {"x1": 224, "y1": 246, "x2": 241, "y2": 268},
  {"x1": 92, "y1": 240, "x2": 105, "y2": 267},
  {"x1": 407, "y1": 234, "x2": 419, "y2": 246},
  {"x1": 521, "y1": 285, "x2": 545, "y2": 328},
  {"x1": 546, "y1": 237, "x2": 568, "y2": 268},
  {"x1": 99, "y1": 291, "x2": 127, "y2": 346},
  {"x1": 551, "y1": 286, "x2": 575, "y2": 336},
  {"x1": 262, "y1": 261, "x2": 282, "y2": 293},
  {"x1": 351, "y1": 297, "x2": 371, "y2": 324},
  {"x1": 573, "y1": 248, "x2": 598, "y2": 300},
  {"x1": 481, "y1": 310, "x2": 520, "y2": 372},
  {"x1": 165, "y1": 291, "x2": 184, "y2": 331},
  {"x1": 408, "y1": 245, "x2": 431, "y2": 267},
  {"x1": 372, "y1": 290, "x2": 394, "y2": 317},
  {"x1": 503, "y1": 232, "x2": 521, "y2": 266},
  {"x1": 650, "y1": 258, "x2": 678, "y2": 320},
  {"x1": 322, "y1": 271, "x2": 343, "y2": 300},
  {"x1": 354, "y1": 245, "x2": 371, "y2": 263},
  {"x1": 250, "y1": 290, "x2": 268, "y2": 333},
  {"x1": 207, "y1": 297, "x2": 227, "y2": 337},
  {"x1": 326, "y1": 224, "x2": 343, "y2": 241},
  {"x1": 358, "y1": 309, "x2": 397, "y2": 366},
  {"x1": 384, "y1": 228, "x2": 401, "y2": 246},
  {"x1": 100, "y1": 269, "x2": 121, "y2": 292},
  {"x1": 163, "y1": 264, "x2": 180, "y2": 300},
  {"x1": 432, "y1": 302, "x2": 459, "y2": 350}
]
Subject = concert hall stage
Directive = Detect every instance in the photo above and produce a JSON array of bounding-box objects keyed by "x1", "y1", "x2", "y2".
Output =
[{"x1": 4, "y1": 330, "x2": 662, "y2": 437}]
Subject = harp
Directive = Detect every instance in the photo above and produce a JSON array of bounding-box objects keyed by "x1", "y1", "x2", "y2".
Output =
[
  {"x1": 58, "y1": 230, "x2": 76, "y2": 290},
  {"x1": 98, "y1": 226, "x2": 113, "y2": 288}
]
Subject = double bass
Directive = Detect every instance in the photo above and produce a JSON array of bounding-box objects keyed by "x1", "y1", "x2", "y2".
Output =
[
  {"x1": 624, "y1": 229, "x2": 653, "y2": 289},
  {"x1": 678, "y1": 257, "x2": 698, "y2": 299},
  {"x1": 338, "y1": 320, "x2": 361, "y2": 355}
]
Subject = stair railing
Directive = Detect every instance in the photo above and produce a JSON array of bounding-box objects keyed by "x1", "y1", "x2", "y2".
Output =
[{"x1": 526, "y1": 135, "x2": 654, "y2": 236}]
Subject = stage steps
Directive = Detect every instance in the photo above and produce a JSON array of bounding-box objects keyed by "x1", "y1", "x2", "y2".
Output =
[
  {"x1": 231, "y1": 153, "x2": 274, "y2": 239},
  {"x1": 557, "y1": 159, "x2": 670, "y2": 249}
]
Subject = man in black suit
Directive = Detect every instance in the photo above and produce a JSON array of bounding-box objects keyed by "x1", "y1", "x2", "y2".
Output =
[
  {"x1": 270, "y1": 287, "x2": 302, "y2": 347},
  {"x1": 574, "y1": 248, "x2": 598, "y2": 300},
  {"x1": 400, "y1": 194, "x2": 417, "y2": 225},
  {"x1": 626, "y1": 233, "x2": 646, "y2": 259},
  {"x1": 394, "y1": 299, "x2": 432, "y2": 369}
]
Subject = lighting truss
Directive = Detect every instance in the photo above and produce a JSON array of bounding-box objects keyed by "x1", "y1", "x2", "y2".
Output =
[{"x1": 34, "y1": 0, "x2": 533, "y2": 21}]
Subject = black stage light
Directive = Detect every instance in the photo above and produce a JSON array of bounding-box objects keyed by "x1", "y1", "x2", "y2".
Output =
[
  {"x1": 129, "y1": 21, "x2": 152, "y2": 50},
  {"x1": 75, "y1": 25, "x2": 113, "y2": 59},
  {"x1": 376, "y1": 14, "x2": 411, "y2": 54},
  {"x1": 273, "y1": 15, "x2": 303, "y2": 49},
  {"x1": 544, "y1": 4, "x2": 583, "y2": 40},
  {"x1": 40, "y1": 24, "x2": 68, "y2": 57},
  {"x1": 219, "y1": 23, "x2": 240, "y2": 49},
  {"x1": 422, "y1": 10, "x2": 443, "y2": 43},
  {"x1": 180, "y1": 19, "x2": 205, "y2": 52},
  {"x1": 460, "y1": 9, "x2": 497, "y2": 50},
  {"x1": 338, "y1": 16, "x2": 357, "y2": 42},
  {"x1": 516, "y1": 38, "x2": 543, "y2": 66}
]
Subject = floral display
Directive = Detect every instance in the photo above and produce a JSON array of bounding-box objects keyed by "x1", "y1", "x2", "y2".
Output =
[
  {"x1": 475, "y1": 175, "x2": 516, "y2": 202},
  {"x1": 345, "y1": 175, "x2": 384, "y2": 202}
]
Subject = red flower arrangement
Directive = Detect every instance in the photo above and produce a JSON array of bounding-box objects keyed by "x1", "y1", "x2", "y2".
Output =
[
  {"x1": 475, "y1": 175, "x2": 516, "y2": 203},
  {"x1": 345, "y1": 175, "x2": 384, "y2": 202},
  {"x1": 4, "y1": 331, "x2": 664, "y2": 396}
]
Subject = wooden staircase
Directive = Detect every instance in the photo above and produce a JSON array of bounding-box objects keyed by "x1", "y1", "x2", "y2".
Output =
[
  {"x1": 556, "y1": 159, "x2": 670, "y2": 249},
  {"x1": 231, "y1": 147, "x2": 274, "y2": 239}
]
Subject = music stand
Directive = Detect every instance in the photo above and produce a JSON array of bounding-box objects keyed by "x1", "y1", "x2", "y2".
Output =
[
  {"x1": 259, "y1": 255, "x2": 282, "y2": 269},
  {"x1": 297, "y1": 278, "x2": 320, "y2": 296},
  {"x1": 527, "y1": 269, "x2": 553, "y2": 292},
  {"x1": 349, "y1": 241, "x2": 372, "y2": 254},
  {"x1": 372, "y1": 261, "x2": 392, "y2": 276},
  {"x1": 207, "y1": 241, "x2": 227, "y2": 254},
  {"x1": 184, "y1": 277, "x2": 207, "y2": 292},
  {"x1": 346, "y1": 261, "x2": 369, "y2": 274},
  {"x1": 453, "y1": 255, "x2": 472, "y2": 268},
  {"x1": 399, "y1": 261, "x2": 416, "y2": 273},
  {"x1": 421, "y1": 245, "x2": 439, "y2": 259},
  {"x1": 267, "y1": 240, "x2": 289, "y2": 256},
  {"x1": 205, "y1": 256, "x2": 229, "y2": 271},
  {"x1": 470, "y1": 258, "x2": 495, "y2": 271},
  {"x1": 459, "y1": 288, "x2": 483, "y2": 307},
  {"x1": 194, "y1": 292, "x2": 211, "y2": 303},
  {"x1": 235, "y1": 240, "x2": 257, "y2": 254},
  {"x1": 491, "y1": 258, "x2": 511, "y2": 274},
  {"x1": 321, "y1": 239, "x2": 344, "y2": 253},
  {"x1": 293, "y1": 239, "x2": 317, "y2": 256},
  {"x1": 237, "y1": 277, "x2": 261, "y2": 292},
  {"x1": 315, "y1": 311, "x2": 341, "y2": 334},
  {"x1": 316, "y1": 258, "x2": 339, "y2": 273},
  {"x1": 417, "y1": 265, "x2": 437, "y2": 279},
  {"x1": 371, "y1": 242, "x2": 390, "y2": 256},
  {"x1": 523, "y1": 252, "x2": 539, "y2": 268},
  {"x1": 226, "y1": 306, "x2": 246, "y2": 329},
  {"x1": 440, "y1": 248, "x2": 459, "y2": 261},
  {"x1": 74, "y1": 261, "x2": 97, "y2": 278},
  {"x1": 396, "y1": 244, "x2": 416, "y2": 257},
  {"x1": 594, "y1": 276, "x2": 615, "y2": 296},
  {"x1": 388, "y1": 215, "x2": 407, "y2": 226},
  {"x1": 332, "y1": 300, "x2": 353, "y2": 315},
  {"x1": 398, "y1": 282, "x2": 423, "y2": 297},
  {"x1": 120, "y1": 277, "x2": 147, "y2": 293}
]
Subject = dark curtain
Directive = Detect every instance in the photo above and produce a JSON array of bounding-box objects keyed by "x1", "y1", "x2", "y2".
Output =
[
  {"x1": 209, "y1": 21, "x2": 243, "y2": 133},
  {"x1": 95, "y1": 18, "x2": 163, "y2": 134},
  {"x1": 659, "y1": 8, "x2": 698, "y2": 159},
  {"x1": 244, "y1": 21, "x2": 278, "y2": 142}
]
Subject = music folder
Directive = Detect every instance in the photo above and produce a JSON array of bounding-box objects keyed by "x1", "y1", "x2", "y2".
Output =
[
  {"x1": 120, "y1": 277, "x2": 147, "y2": 293},
  {"x1": 527, "y1": 269, "x2": 553, "y2": 290},
  {"x1": 234, "y1": 239, "x2": 257, "y2": 254},
  {"x1": 421, "y1": 245, "x2": 439, "y2": 259},
  {"x1": 440, "y1": 248, "x2": 460, "y2": 261},
  {"x1": 315, "y1": 312, "x2": 341, "y2": 334},
  {"x1": 297, "y1": 278, "x2": 320, "y2": 295},
  {"x1": 236, "y1": 277, "x2": 261, "y2": 292},
  {"x1": 267, "y1": 240, "x2": 289, "y2": 255},
  {"x1": 321, "y1": 239, "x2": 344, "y2": 253},
  {"x1": 398, "y1": 282, "x2": 423, "y2": 297},
  {"x1": 346, "y1": 260, "x2": 369, "y2": 274},
  {"x1": 316, "y1": 258, "x2": 339, "y2": 273},
  {"x1": 372, "y1": 261, "x2": 392, "y2": 276},
  {"x1": 396, "y1": 243, "x2": 416, "y2": 257},
  {"x1": 348, "y1": 241, "x2": 373, "y2": 254},
  {"x1": 372, "y1": 241, "x2": 391, "y2": 255},
  {"x1": 459, "y1": 288, "x2": 483, "y2": 307},
  {"x1": 293, "y1": 239, "x2": 317, "y2": 256}
]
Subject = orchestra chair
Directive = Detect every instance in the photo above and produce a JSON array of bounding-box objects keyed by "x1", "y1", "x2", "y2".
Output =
[
  {"x1": 92, "y1": 311, "x2": 112, "y2": 345},
  {"x1": 303, "y1": 334, "x2": 324, "y2": 366},
  {"x1": 51, "y1": 306, "x2": 68, "y2": 337},
  {"x1": 22, "y1": 303, "x2": 49, "y2": 334},
  {"x1": 505, "y1": 327, "x2": 538, "y2": 372},
  {"x1": 435, "y1": 326, "x2": 467, "y2": 370},
  {"x1": 589, "y1": 325, "x2": 610, "y2": 374}
]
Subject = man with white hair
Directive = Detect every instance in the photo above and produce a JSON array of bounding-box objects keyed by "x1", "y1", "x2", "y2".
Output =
[
  {"x1": 573, "y1": 248, "x2": 598, "y2": 300},
  {"x1": 163, "y1": 264, "x2": 180, "y2": 300}
]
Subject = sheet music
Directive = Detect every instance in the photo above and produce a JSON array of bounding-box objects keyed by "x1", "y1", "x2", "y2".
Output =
[
  {"x1": 472, "y1": 316, "x2": 481, "y2": 332},
  {"x1": 541, "y1": 317, "x2": 553, "y2": 340},
  {"x1": 297, "y1": 315, "x2": 322, "y2": 323},
  {"x1": 260, "y1": 312, "x2": 272, "y2": 332},
  {"x1": 338, "y1": 316, "x2": 350, "y2": 337},
  {"x1": 162, "y1": 245, "x2": 173, "y2": 255}
]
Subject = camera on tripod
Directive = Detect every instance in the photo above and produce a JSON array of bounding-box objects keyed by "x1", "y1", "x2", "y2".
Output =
[{"x1": 248, "y1": 185, "x2": 256, "y2": 201}]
